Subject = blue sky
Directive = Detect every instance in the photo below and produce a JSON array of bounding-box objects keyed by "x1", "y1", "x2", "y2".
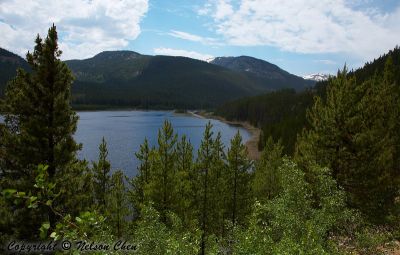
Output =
[{"x1": 1, "y1": 0, "x2": 400, "y2": 76}]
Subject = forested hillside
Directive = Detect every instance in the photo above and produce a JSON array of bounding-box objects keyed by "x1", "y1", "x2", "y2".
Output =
[
  {"x1": 216, "y1": 47, "x2": 400, "y2": 155},
  {"x1": 210, "y1": 56, "x2": 314, "y2": 91},
  {"x1": 0, "y1": 48, "x2": 30, "y2": 96},
  {"x1": 67, "y1": 52, "x2": 265, "y2": 109},
  {"x1": 1, "y1": 26, "x2": 399, "y2": 254},
  {"x1": 0, "y1": 47, "x2": 313, "y2": 109}
]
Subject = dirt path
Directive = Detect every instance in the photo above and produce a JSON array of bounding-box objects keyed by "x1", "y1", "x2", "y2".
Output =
[{"x1": 189, "y1": 111, "x2": 262, "y2": 160}]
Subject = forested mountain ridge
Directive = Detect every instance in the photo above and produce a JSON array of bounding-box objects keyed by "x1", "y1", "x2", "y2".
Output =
[
  {"x1": 0, "y1": 48, "x2": 30, "y2": 96},
  {"x1": 216, "y1": 47, "x2": 400, "y2": 155},
  {"x1": 66, "y1": 52, "x2": 266, "y2": 109},
  {"x1": 210, "y1": 56, "x2": 315, "y2": 91},
  {"x1": 0, "y1": 47, "x2": 313, "y2": 109}
]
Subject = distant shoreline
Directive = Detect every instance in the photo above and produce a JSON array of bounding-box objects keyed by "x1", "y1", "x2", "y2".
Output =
[
  {"x1": 68, "y1": 108, "x2": 262, "y2": 160},
  {"x1": 188, "y1": 111, "x2": 261, "y2": 160}
]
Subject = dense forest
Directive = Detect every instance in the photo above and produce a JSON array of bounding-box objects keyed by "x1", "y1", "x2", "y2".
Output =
[
  {"x1": 1, "y1": 26, "x2": 399, "y2": 254},
  {"x1": 215, "y1": 47, "x2": 400, "y2": 155},
  {"x1": 0, "y1": 48, "x2": 314, "y2": 110}
]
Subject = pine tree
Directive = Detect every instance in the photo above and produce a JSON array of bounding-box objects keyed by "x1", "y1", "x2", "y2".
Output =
[
  {"x1": 92, "y1": 137, "x2": 111, "y2": 212},
  {"x1": 128, "y1": 138, "x2": 152, "y2": 219},
  {"x1": 209, "y1": 132, "x2": 228, "y2": 236},
  {"x1": 0, "y1": 24, "x2": 81, "y2": 236},
  {"x1": 253, "y1": 137, "x2": 284, "y2": 201},
  {"x1": 145, "y1": 120, "x2": 177, "y2": 223},
  {"x1": 136, "y1": 138, "x2": 151, "y2": 185},
  {"x1": 196, "y1": 122, "x2": 214, "y2": 255},
  {"x1": 175, "y1": 135, "x2": 195, "y2": 226},
  {"x1": 0, "y1": 25, "x2": 80, "y2": 180},
  {"x1": 226, "y1": 131, "x2": 251, "y2": 227},
  {"x1": 296, "y1": 64, "x2": 400, "y2": 220},
  {"x1": 107, "y1": 170, "x2": 129, "y2": 238}
]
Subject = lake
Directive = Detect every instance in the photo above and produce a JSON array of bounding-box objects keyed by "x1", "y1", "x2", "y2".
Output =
[{"x1": 0, "y1": 111, "x2": 251, "y2": 177}]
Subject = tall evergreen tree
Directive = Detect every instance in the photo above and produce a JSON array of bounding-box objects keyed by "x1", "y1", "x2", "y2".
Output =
[
  {"x1": 209, "y1": 132, "x2": 228, "y2": 236},
  {"x1": 196, "y1": 122, "x2": 214, "y2": 255},
  {"x1": 128, "y1": 138, "x2": 152, "y2": 219},
  {"x1": 226, "y1": 131, "x2": 251, "y2": 227},
  {"x1": 145, "y1": 120, "x2": 177, "y2": 223},
  {"x1": 0, "y1": 25, "x2": 80, "y2": 180},
  {"x1": 0, "y1": 24, "x2": 81, "y2": 236},
  {"x1": 175, "y1": 135, "x2": 195, "y2": 226},
  {"x1": 92, "y1": 137, "x2": 111, "y2": 212},
  {"x1": 136, "y1": 138, "x2": 151, "y2": 185},
  {"x1": 107, "y1": 170, "x2": 129, "y2": 238}
]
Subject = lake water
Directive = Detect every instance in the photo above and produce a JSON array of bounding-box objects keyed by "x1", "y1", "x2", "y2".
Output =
[{"x1": 1, "y1": 111, "x2": 251, "y2": 177}]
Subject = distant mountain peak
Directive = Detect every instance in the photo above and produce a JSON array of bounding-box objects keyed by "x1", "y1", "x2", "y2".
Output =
[
  {"x1": 302, "y1": 73, "x2": 331, "y2": 82},
  {"x1": 210, "y1": 56, "x2": 282, "y2": 74},
  {"x1": 209, "y1": 55, "x2": 314, "y2": 90},
  {"x1": 91, "y1": 50, "x2": 141, "y2": 61},
  {"x1": 206, "y1": 57, "x2": 215, "y2": 63}
]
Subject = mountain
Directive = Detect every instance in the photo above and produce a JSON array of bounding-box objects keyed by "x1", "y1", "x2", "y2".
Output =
[
  {"x1": 302, "y1": 73, "x2": 330, "y2": 82},
  {"x1": 0, "y1": 48, "x2": 314, "y2": 109},
  {"x1": 66, "y1": 51, "x2": 270, "y2": 109},
  {"x1": 215, "y1": 47, "x2": 400, "y2": 154},
  {"x1": 210, "y1": 56, "x2": 315, "y2": 91},
  {"x1": 0, "y1": 48, "x2": 30, "y2": 96}
]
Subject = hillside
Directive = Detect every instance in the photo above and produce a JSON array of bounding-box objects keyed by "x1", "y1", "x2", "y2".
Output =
[
  {"x1": 0, "y1": 48, "x2": 30, "y2": 96},
  {"x1": 210, "y1": 56, "x2": 315, "y2": 91},
  {"x1": 215, "y1": 47, "x2": 400, "y2": 154},
  {"x1": 66, "y1": 52, "x2": 266, "y2": 109},
  {"x1": 0, "y1": 48, "x2": 313, "y2": 109}
]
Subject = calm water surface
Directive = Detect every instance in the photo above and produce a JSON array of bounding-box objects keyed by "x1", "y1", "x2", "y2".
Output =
[
  {"x1": 78, "y1": 111, "x2": 251, "y2": 177},
  {"x1": 0, "y1": 111, "x2": 251, "y2": 177}
]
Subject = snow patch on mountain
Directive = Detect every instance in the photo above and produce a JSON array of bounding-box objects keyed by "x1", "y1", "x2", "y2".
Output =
[{"x1": 302, "y1": 73, "x2": 330, "y2": 82}]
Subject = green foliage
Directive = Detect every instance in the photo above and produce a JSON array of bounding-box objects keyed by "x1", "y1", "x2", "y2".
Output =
[
  {"x1": 296, "y1": 64, "x2": 400, "y2": 221},
  {"x1": 174, "y1": 135, "x2": 196, "y2": 226},
  {"x1": 92, "y1": 137, "x2": 111, "y2": 212},
  {"x1": 216, "y1": 47, "x2": 400, "y2": 157},
  {"x1": 216, "y1": 88, "x2": 315, "y2": 155},
  {"x1": 3, "y1": 163, "x2": 113, "y2": 251},
  {"x1": 0, "y1": 25, "x2": 82, "y2": 237},
  {"x1": 145, "y1": 120, "x2": 178, "y2": 222},
  {"x1": 128, "y1": 137, "x2": 151, "y2": 218},
  {"x1": 51, "y1": 211, "x2": 110, "y2": 242},
  {"x1": 232, "y1": 159, "x2": 353, "y2": 255},
  {"x1": 132, "y1": 204, "x2": 201, "y2": 255},
  {"x1": 354, "y1": 227, "x2": 393, "y2": 255},
  {"x1": 226, "y1": 131, "x2": 252, "y2": 227},
  {"x1": 107, "y1": 170, "x2": 130, "y2": 238},
  {"x1": 253, "y1": 137, "x2": 284, "y2": 201},
  {"x1": 196, "y1": 122, "x2": 214, "y2": 254},
  {"x1": 1, "y1": 25, "x2": 80, "y2": 179}
]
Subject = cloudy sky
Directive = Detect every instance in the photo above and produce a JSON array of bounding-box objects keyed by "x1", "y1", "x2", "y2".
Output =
[{"x1": 1, "y1": 0, "x2": 399, "y2": 76}]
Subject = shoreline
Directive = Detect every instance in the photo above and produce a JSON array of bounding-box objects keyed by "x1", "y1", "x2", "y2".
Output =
[
  {"x1": 66, "y1": 108, "x2": 262, "y2": 160},
  {"x1": 189, "y1": 111, "x2": 261, "y2": 160}
]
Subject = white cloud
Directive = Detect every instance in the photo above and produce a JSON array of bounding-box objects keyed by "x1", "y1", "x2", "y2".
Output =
[
  {"x1": 314, "y1": 59, "x2": 337, "y2": 65},
  {"x1": 0, "y1": 0, "x2": 149, "y2": 59},
  {"x1": 200, "y1": 0, "x2": 400, "y2": 61},
  {"x1": 153, "y1": 47, "x2": 214, "y2": 61},
  {"x1": 169, "y1": 30, "x2": 205, "y2": 42},
  {"x1": 168, "y1": 30, "x2": 221, "y2": 45},
  {"x1": 214, "y1": 0, "x2": 234, "y2": 20}
]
